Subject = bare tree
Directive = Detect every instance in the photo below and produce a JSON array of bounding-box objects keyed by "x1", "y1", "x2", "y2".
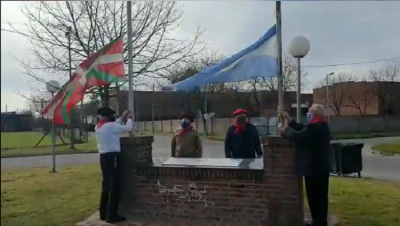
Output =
[
  {"x1": 6, "y1": 1, "x2": 205, "y2": 106},
  {"x1": 346, "y1": 79, "x2": 374, "y2": 115},
  {"x1": 318, "y1": 72, "x2": 356, "y2": 116},
  {"x1": 368, "y1": 60, "x2": 400, "y2": 115},
  {"x1": 164, "y1": 52, "x2": 226, "y2": 92},
  {"x1": 15, "y1": 89, "x2": 52, "y2": 116},
  {"x1": 259, "y1": 53, "x2": 308, "y2": 92}
]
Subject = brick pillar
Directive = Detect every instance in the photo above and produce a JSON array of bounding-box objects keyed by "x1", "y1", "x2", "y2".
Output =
[
  {"x1": 120, "y1": 135, "x2": 154, "y2": 166},
  {"x1": 119, "y1": 135, "x2": 154, "y2": 214},
  {"x1": 262, "y1": 135, "x2": 304, "y2": 226}
]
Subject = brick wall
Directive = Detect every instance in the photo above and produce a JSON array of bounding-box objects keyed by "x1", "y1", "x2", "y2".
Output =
[{"x1": 119, "y1": 136, "x2": 303, "y2": 226}]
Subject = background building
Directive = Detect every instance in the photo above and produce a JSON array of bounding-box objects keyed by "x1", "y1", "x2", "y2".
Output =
[{"x1": 313, "y1": 81, "x2": 400, "y2": 116}]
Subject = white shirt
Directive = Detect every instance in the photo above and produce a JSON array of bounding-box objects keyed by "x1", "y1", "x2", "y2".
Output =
[{"x1": 95, "y1": 118, "x2": 133, "y2": 154}]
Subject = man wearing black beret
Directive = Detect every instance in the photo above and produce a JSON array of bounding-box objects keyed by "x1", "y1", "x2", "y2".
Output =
[
  {"x1": 95, "y1": 107, "x2": 133, "y2": 223},
  {"x1": 171, "y1": 114, "x2": 203, "y2": 158}
]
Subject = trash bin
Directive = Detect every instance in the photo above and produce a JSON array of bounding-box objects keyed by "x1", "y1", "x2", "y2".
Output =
[
  {"x1": 329, "y1": 142, "x2": 363, "y2": 177},
  {"x1": 329, "y1": 143, "x2": 342, "y2": 174},
  {"x1": 341, "y1": 143, "x2": 363, "y2": 175}
]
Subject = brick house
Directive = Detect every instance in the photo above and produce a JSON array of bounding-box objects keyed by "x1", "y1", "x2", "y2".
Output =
[{"x1": 313, "y1": 81, "x2": 400, "y2": 116}]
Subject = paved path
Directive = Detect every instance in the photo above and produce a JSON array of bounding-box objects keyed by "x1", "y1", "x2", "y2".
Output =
[{"x1": 2, "y1": 135, "x2": 400, "y2": 182}]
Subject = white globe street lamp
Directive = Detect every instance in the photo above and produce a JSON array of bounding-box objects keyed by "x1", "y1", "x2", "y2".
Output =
[
  {"x1": 45, "y1": 80, "x2": 60, "y2": 173},
  {"x1": 288, "y1": 36, "x2": 310, "y2": 123},
  {"x1": 46, "y1": 80, "x2": 60, "y2": 94}
]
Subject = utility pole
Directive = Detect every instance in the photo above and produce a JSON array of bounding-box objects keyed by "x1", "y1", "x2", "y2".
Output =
[
  {"x1": 66, "y1": 26, "x2": 75, "y2": 149},
  {"x1": 325, "y1": 72, "x2": 334, "y2": 126}
]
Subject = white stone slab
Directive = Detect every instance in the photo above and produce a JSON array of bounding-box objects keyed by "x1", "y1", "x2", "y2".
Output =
[{"x1": 162, "y1": 158, "x2": 243, "y2": 167}]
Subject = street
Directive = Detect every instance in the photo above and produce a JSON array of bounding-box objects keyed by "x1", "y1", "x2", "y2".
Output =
[{"x1": 1, "y1": 135, "x2": 400, "y2": 182}]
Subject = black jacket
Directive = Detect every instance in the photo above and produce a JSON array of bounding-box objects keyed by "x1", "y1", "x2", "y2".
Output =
[
  {"x1": 282, "y1": 120, "x2": 331, "y2": 176},
  {"x1": 224, "y1": 123, "x2": 262, "y2": 159}
]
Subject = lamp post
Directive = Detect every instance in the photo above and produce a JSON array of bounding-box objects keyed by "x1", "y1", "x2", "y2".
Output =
[
  {"x1": 325, "y1": 72, "x2": 334, "y2": 126},
  {"x1": 46, "y1": 80, "x2": 60, "y2": 173},
  {"x1": 288, "y1": 36, "x2": 310, "y2": 123}
]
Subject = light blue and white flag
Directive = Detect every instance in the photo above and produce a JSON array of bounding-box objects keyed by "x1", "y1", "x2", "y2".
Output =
[{"x1": 166, "y1": 24, "x2": 278, "y2": 92}]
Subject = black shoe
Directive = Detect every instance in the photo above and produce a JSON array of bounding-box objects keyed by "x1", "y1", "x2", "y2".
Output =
[
  {"x1": 106, "y1": 215, "x2": 127, "y2": 223},
  {"x1": 99, "y1": 210, "x2": 106, "y2": 221}
]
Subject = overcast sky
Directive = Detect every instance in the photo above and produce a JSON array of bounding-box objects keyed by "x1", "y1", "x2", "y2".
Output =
[{"x1": 2, "y1": 1, "x2": 400, "y2": 112}]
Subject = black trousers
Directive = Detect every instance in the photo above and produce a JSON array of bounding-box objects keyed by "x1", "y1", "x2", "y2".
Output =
[
  {"x1": 304, "y1": 174, "x2": 329, "y2": 226},
  {"x1": 99, "y1": 152, "x2": 122, "y2": 219}
]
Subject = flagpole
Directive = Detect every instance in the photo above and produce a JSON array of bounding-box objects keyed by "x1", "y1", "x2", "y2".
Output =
[
  {"x1": 276, "y1": 1, "x2": 283, "y2": 110},
  {"x1": 127, "y1": 1, "x2": 135, "y2": 121},
  {"x1": 66, "y1": 26, "x2": 75, "y2": 149}
]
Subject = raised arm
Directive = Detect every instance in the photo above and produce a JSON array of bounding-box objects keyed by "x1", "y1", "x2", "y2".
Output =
[
  {"x1": 115, "y1": 109, "x2": 129, "y2": 125},
  {"x1": 288, "y1": 120, "x2": 305, "y2": 131},
  {"x1": 281, "y1": 124, "x2": 313, "y2": 144},
  {"x1": 113, "y1": 119, "x2": 133, "y2": 133},
  {"x1": 115, "y1": 117, "x2": 123, "y2": 124}
]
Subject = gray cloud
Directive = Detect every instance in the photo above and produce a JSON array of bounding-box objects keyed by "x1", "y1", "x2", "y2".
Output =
[{"x1": 2, "y1": 1, "x2": 400, "y2": 111}]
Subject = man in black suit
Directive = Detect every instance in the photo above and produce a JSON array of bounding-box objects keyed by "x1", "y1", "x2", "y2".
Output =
[
  {"x1": 224, "y1": 109, "x2": 263, "y2": 159},
  {"x1": 278, "y1": 104, "x2": 331, "y2": 226}
]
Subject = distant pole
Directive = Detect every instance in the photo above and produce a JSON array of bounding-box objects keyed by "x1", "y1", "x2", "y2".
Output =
[
  {"x1": 152, "y1": 84, "x2": 155, "y2": 133},
  {"x1": 66, "y1": 26, "x2": 75, "y2": 149},
  {"x1": 127, "y1": 1, "x2": 134, "y2": 120},
  {"x1": 5, "y1": 104, "x2": 7, "y2": 112},
  {"x1": 325, "y1": 72, "x2": 334, "y2": 126},
  {"x1": 276, "y1": 1, "x2": 284, "y2": 110}
]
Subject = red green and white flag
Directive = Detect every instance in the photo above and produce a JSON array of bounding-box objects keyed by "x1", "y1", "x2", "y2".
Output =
[{"x1": 42, "y1": 37, "x2": 125, "y2": 124}]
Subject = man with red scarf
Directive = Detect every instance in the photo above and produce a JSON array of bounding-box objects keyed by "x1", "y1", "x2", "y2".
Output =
[
  {"x1": 171, "y1": 114, "x2": 203, "y2": 158},
  {"x1": 278, "y1": 104, "x2": 331, "y2": 226},
  {"x1": 95, "y1": 107, "x2": 133, "y2": 223},
  {"x1": 224, "y1": 109, "x2": 262, "y2": 159}
]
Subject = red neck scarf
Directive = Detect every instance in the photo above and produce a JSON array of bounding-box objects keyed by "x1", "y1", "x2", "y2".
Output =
[
  {"x1": 96, "y1": 118, "x2": 115, "y2": 129},
  {"x1": 234, "y1": 121, "x2": 248, "y2": 134},
  {"x1": 178, "y1": 126, "x2": 193, "y2": 136},
  {"x1": 308, "y1": 116, "x2": 327, "y2": 124}
]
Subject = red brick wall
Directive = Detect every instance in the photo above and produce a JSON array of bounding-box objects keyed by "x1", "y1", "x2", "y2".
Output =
[
  {"x1": 120, "y1": 136, "x2": 303, "y2": 226},
  {"x1": 313, "y1": 82, "x2": 379, "y2": 116}
]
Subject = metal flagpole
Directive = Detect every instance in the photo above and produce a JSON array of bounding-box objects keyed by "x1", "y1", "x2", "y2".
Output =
[
  {"x1": 276, "y1": 1, "x2": 284, "y2": 124},
  {"x1": 51, "y1": 92, "x2": 56, "y2": 173},
  {"x1": 127, "y1": 1, "x2": 135, "y2": 122},
  {"x1": 66, "y1": 26, "x2": 75, "y2": 149}
]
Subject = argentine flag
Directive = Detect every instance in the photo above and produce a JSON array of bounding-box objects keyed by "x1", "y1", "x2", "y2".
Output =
[{"x1": 168, "y1": 24, "x2": 278, "y2": 92}]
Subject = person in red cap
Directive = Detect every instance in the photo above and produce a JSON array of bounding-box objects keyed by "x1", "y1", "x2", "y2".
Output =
[{"x1": 224, "y1": 109, "x2": 262, "y2": 159}]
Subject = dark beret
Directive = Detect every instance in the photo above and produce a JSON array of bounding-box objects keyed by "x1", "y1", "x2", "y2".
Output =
[
  {"x1": 97, "y1": 107, "x2": 116, "y2": 117},
  {"x1": 181, "y1": 114, "x2": 194, "y2": 123}
]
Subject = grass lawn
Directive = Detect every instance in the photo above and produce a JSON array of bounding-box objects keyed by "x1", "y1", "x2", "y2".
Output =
[
  {"x1": 372, "y1": 143, "x2": 400, "y2": 155},
  {"x1": 2, "y1": 165, "x2": 400, "y2": 226},
  {"x1": 1, "y1": 165, "x2": 100, "y2": 226},
  {"x1": 1, "y1": 132, "x2": 97, "y2": 158}
]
